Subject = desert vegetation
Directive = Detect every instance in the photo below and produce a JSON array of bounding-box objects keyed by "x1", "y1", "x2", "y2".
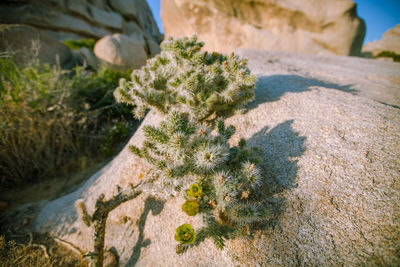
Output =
[
  {"x1": 74, "y1": 36, "x2": 273, "y2": 266},
  {"x1": 119, "y1": 35, "x2": 272, "y2": 254},
  {"x1": 0, "y1": 52, "x2": 135, "y2": 191},
  {"x1": 62, "y1": 38, "x2": 96, "y2": 51},
  {"x1": 376, "y1": 50, "x2": 400, "y2": 62}
]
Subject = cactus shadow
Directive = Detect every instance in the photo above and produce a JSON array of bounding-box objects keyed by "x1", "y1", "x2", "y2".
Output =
[
  {"x1": 247, "y1": 119, "x2": 306, "y2": 227},
  {"x1": 126, "y1": 196, "x2": 165, "y2": 266},
  {"x1": 246, "y1": 74, "x2": 357, "y2": 111}
]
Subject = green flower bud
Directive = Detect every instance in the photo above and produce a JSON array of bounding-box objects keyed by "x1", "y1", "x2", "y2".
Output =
[
  {"x1": 175, "y1": 224, "x2": 196, "y2": 244},
  {"x1": 182, "y1": 199, "x2": 199, "y2": 216},
  {"x1": 186, "y1": 184, "x2": 203, "y2": 198}
]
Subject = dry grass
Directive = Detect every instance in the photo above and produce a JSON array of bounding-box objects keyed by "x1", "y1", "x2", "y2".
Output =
[
  {"x1": 0, "y1": 234, "x2": 86, "y2": 267},
  {"x1": 0, "y1": 55, "x2": 133, "y2": 191},
  {"x1": 0, "y1": 102, "x2": 97, "y2": 186}
]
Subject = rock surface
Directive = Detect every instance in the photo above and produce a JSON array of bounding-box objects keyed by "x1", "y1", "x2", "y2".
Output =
[
  {"x1": 35, "y1": 50, "x2": 400, "y2": 266},
  {"x1": 0, "y1": 0, "x2": 161, "y2": 43},
  {"x1": 161, "y1": 0, "x2": 365, "y2": 56},
  {"x1": 0, "y1": 24, "x2": 73, "y2": 67},
  {"x1": 94, "y1": 33, "x2": 148, "y2": 70},
  {"x1": 362, "y1": 24, "x2": 400, "y2": 57},
  {"x1": 0, "y1": 0, "x2": 162, "y2": 67}
]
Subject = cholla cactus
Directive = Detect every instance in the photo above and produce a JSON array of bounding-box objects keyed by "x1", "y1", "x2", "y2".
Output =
[
  {"x1": 114, "y1": 35, "x2": 256, "y2": 121},
  {"x1": 129, "y1": 111, "x2": 231, "y2": 189},
  {"x1": 116, "y1": 36, "x2": 270, "y2": 252},
  {"x1": 130, "y1": 111, "x2": 270, "y2": 249}
]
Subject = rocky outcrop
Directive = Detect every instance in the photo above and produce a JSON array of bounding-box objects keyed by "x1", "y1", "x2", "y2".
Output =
[
  {"x1": 0, "y1": 0, "x2": 163, "y2": 69},
  {"x1": 0, "y1": 25, "x2": 73, "y2": 68},
  {"x1": 0, "y1": 0, "x2": 162, "y2": 44},
  {"x1": 33, "y1": 50, "x2": 400, "y2": 265},
  {"x1": 362, "y1": 24, "x2": 400, "y2": 57},
  {"x1": 161, "y1": 0, "x2": 365, "y2": 56}
]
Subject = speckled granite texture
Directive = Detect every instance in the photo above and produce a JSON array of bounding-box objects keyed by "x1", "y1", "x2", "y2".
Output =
[{"x1": 36, "y1": 50, "x2": 400, "y2": 266}]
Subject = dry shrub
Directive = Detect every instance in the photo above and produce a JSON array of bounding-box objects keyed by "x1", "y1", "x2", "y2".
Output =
[
  {"x1": 0, "y1": 234, "x2": 85, "y2": 267},
  {"x1": 0, "y1": 102, "x2": 96, "y2": 186},
  {"x1": 0, "y1": 54, "x2": 133, "y2": 190}
]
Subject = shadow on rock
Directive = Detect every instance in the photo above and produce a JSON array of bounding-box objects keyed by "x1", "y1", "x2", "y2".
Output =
[
  {"x1": 247, "y1": 120, "x2": 306, "y2": 227},
  {"x1": 127, "y1": 196, "x2": 165, "y2": 266},
  {"x1": 247, "y1": 74, "x2": 357, "y2": 111}
]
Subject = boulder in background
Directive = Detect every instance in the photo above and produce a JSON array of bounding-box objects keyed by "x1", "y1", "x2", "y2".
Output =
[
  {"x1": 0, "y1": 0, "x2": 162, "y2": 68},
  {"x1": 161, "y1": 0, "x2": 365, "y2": 56},
  {"x1": 94, "y1": 33, "x2": 147, "y2": 70},
  {"x1": 362, "y1": 24, "x2": 400, "y2": 58}
]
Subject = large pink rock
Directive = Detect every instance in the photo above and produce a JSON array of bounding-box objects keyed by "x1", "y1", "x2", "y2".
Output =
[
  {"x1": 33, "y1": 50, "x2": 400, "y2": 266},
  {"x1": 362, "y1": 24, "x2": 400, "y2": 57},
  {"x1": 161, "y1": 0, "x2": 365, "y2": 56}
]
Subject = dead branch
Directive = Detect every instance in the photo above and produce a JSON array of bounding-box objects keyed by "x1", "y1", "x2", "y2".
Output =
[
  {"x1": 53, "y1": 236, "x2": 84, "y2": 257},
  {"x1": 78, "y1": 181, "x2": 143, "y2": 267}
]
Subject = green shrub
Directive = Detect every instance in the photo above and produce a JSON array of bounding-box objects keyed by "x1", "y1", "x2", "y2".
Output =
[
  {"x1": 376, "y1": 50, "x2": 400, "y2": 62},
  {"x1": 62, "y1": 38, "x2": 96, "y2": 51},
  {"x1": 70, "y1": 65, "x2": 132, "y2": 120},
  {"x1": 0, "y1": 56, "x2": 134, "y2": 190}
]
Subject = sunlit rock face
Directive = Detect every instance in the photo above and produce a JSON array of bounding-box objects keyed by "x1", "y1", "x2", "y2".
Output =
[
  {"x1": 362, "y1": 24, "x2": 400, "y2": 57},
  {"x1": 161, "y1": 0, "x2": 365, "y2": 56},
  {"x1": 35, "y1": 50, "x2": 400, "y2": 266}
]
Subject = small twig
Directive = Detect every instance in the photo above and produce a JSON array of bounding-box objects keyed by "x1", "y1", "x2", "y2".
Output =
[
  {"x1": 30, "y1": 244, "x2": 50, "y2": 258},
  {"x1": 27, "y1": 232, "x2": 33, "y2": 246},
  {"x1": 53, "y1": 236, "x2": 84, "y2": 256},
  {"x1": 25, "y1": 232, "x2": 50, "y2": 258}
]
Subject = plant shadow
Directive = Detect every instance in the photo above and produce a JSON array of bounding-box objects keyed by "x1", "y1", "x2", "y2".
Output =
[
  {"x1": 126, "y1": 196, "x2": 165, "y2": 266},
  {"x1": 246, "y1": 74, "x2": 357, "y2": 111},
  {"x1": 249, "y1": 119, "x2": 306, "y2": 195},
  {"x1": 248, "y1": 119, "x2": 306, "y2": 230}
]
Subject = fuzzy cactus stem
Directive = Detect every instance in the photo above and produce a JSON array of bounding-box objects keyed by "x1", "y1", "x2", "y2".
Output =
[{"x1": 114, "y1": 35, "x2": 256, "y2": 122}]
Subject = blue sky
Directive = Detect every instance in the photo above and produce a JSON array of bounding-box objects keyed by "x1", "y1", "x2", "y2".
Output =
[{"x1": 147, "y1": 0, "x2": 400, "y2": 45}]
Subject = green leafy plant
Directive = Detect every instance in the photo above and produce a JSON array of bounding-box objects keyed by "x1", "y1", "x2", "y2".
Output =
[
  {"x1": 76, "y1": 35, "x2": 266, "y2": 259},
  {"x1": 62, "y1": 38, "x2": 96, "y2": 51},
  {"x1": 114, "y1": 35, "x2": 256, "y2": 121}
]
